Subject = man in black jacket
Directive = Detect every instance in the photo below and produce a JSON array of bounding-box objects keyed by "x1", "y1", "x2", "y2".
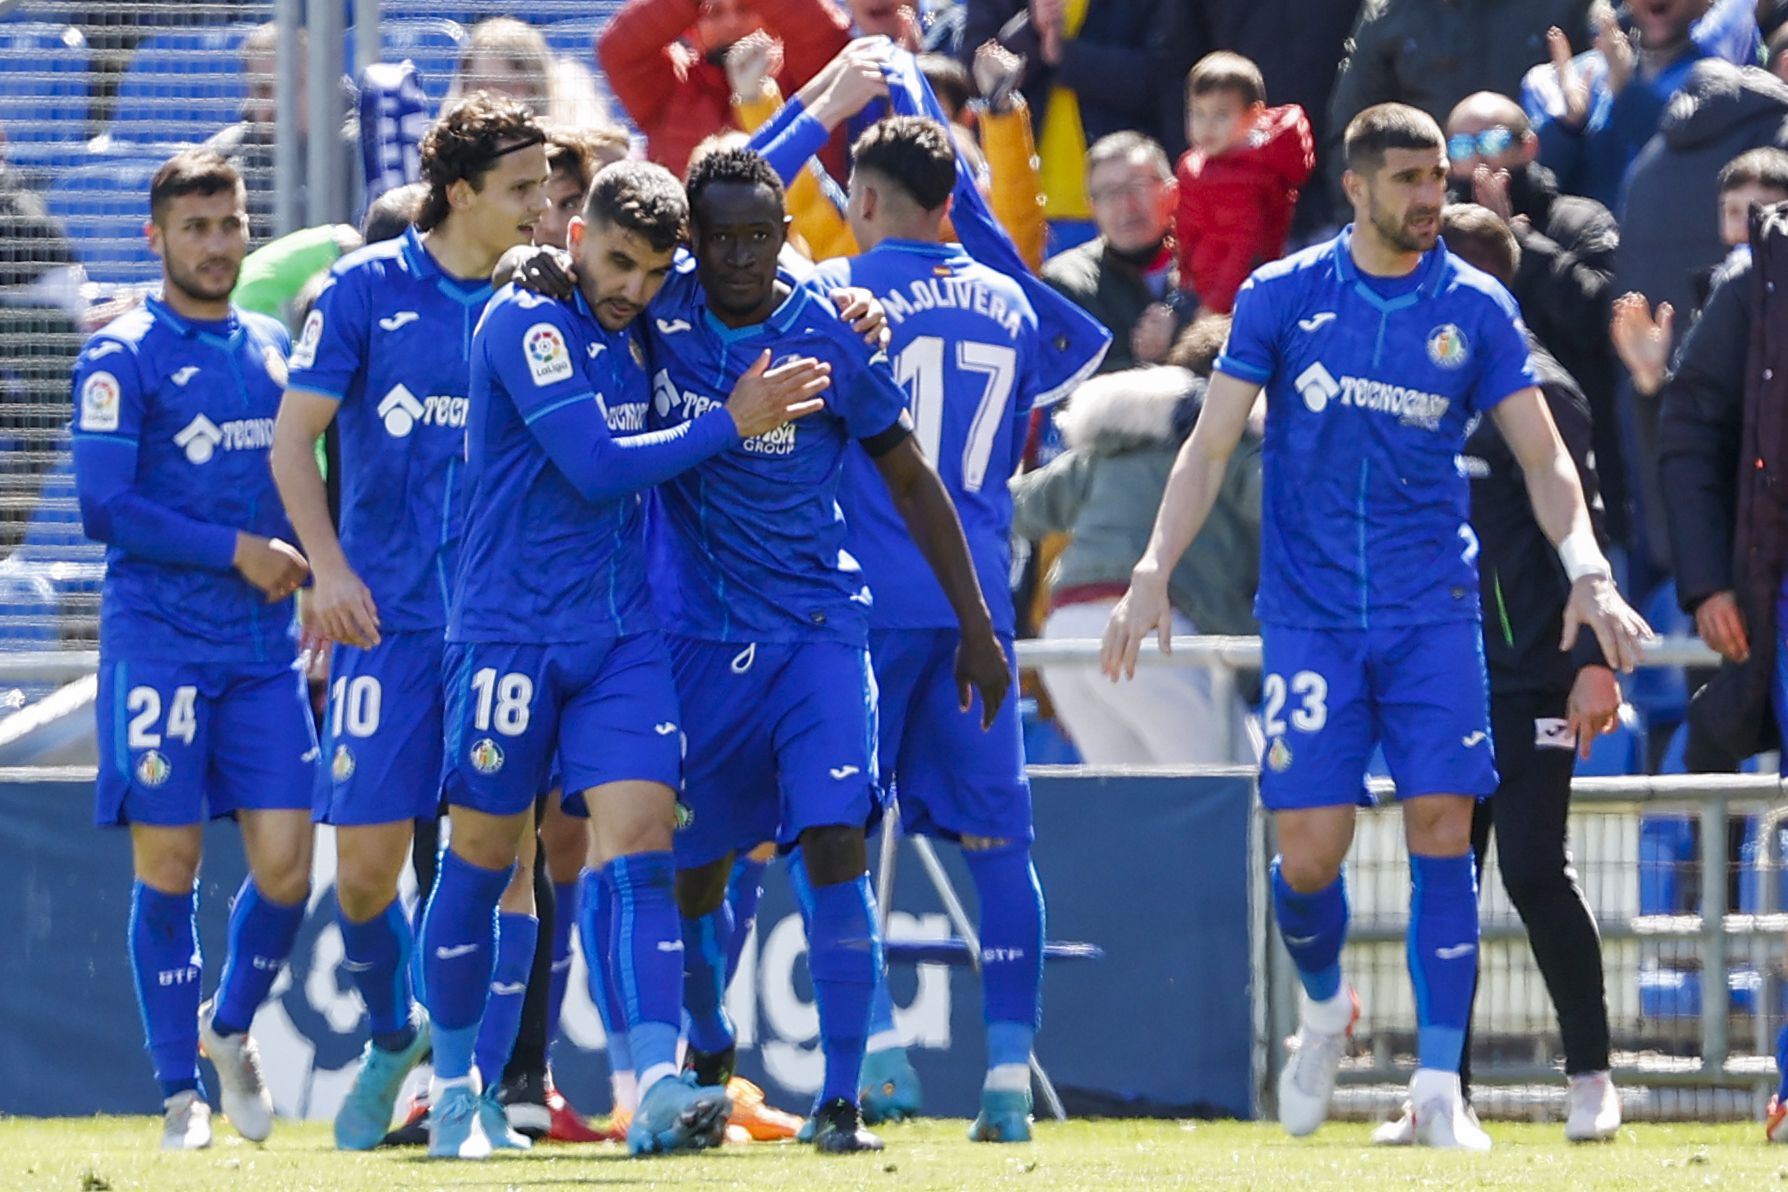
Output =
[
  {"x1": 1372, "y1": 204, "x2": 1622, "y2": 1144},
  {"x1": 1445, "y1": 90, "x2": 1628, "y2": 547},
  {"x1": 1658, "y1": 197, "x2": 1788, "y2": 1144}
]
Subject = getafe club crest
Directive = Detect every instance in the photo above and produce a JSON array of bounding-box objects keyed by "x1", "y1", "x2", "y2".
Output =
[
  {"x1": 470, "y1": 737, "x2": 505, "y2": 775},
  {"x1": 331, "y1": 744, "x2": 356, "y2": 783},
  {"x1": 1267, "y1": 738, "x2": 1293, "y2": 773},
  {"x1": 1426, "y1": 323, "x2": 1469, "y2": 369},
  {"x1": 136, "y1": 750, "x2": 172, "y2": 787}
]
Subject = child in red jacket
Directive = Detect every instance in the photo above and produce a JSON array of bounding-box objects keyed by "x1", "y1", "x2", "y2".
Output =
[{"x1": 1174, "y1": 51, "x2": 1313, "y2": 315}]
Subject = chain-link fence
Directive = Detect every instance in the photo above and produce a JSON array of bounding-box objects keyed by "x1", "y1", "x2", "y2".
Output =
[{"x1": 0, "y1": 0, "x2": 637, "y2": 709}]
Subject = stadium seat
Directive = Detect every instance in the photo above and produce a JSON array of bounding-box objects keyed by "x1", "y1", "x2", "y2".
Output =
[
  {"x1": 44, "y1": 156, "x2": 164, "y2": 286},
  {"x1": 0, "y1": 23, "x2": 90, "y2": 150},
  {"x1": 1019, "y1": 696, "x2": 1080, "y2": 765},
  {"x1": 349, "y1": 18, "x2": 466, "y2": 110},
  {"x1": 108, "y1": 24, "x2": 260, "y2": 145}
]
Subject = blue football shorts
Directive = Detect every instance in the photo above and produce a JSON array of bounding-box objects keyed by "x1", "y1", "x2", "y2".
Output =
[
  {"x1": 870, "y1": 628, "x2": 1031, "y2": 844},
  {"x1": 442, "y1": 633, "x2": 683, "y2": 818},
  {"x1": 667, "y1": 635, "x2": 883, "y2": 870},
  {"x1": 1256, "y1": 619, "x2": 1497, "y2": 810},
  {"x1": 313, "y1": 629, "x2": 446, "y2": 826},
  {"x1": 96, "y1": 656, "x2": 317, "y2": 827}
]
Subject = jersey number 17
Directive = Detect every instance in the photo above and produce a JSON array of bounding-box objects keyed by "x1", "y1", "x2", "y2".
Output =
[{"x1": 894, "y1": 335, "x2": 1017, "y2": 493}]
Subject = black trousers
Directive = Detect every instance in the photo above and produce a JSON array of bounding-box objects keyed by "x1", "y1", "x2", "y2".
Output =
[{"x1": 1460, "y1": 686, "x2": 1612, "y2": 1094}]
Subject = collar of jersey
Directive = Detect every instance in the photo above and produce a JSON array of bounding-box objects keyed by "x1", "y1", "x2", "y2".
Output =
[
  {"x1": 399, "y1": 226, "x2": 495, "y2": 307},
  {"x1": 699, "y1": 282, "x2": 810, "y2": 343},
  {"x1": 872, "y1": 237, "x2": 967, "y2": 263},
  {"x1": 1332, "y1": 223, "x2": 1449, "y2": 309},
  {"x1": 147, "y1": 293, "x2": 241, "y2": 347}
]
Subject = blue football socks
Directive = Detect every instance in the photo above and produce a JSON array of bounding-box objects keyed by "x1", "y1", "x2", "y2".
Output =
[
  {"x1": 546, "y1": 879, "x2": 577, "y2": 1050},
  {"x1": 472, "y1": 912, "x2": 537, "y2": 1087},
  {"x1": 130, "y1": 881, "x2": 204, "y2": 1100},
  {"x1": 804, "y1": 873, "x2": 880, "y2": 1107},
  {"x1": 1271, "y1": 857, "x2": 1349, "y2": 1003},
  {"x1": 724, "y1": 853, "x2": 768, "y2": 984},
  {"x1": 608, "y1": 852, "x2": 684, "y2": 1091},
  {"x1": 211, "y1": 878, "x2": 305, "y2": 1036},
  {"x1": 679, "y1": 896, "x2": 736, "y2": 1058},
  {"x1": 419, "y1": 850, "x2": 512, "y2": 1081},
  {"x1": 1408, "y1": 852, "x2": 1479, "y2": 1072},
  {"x1": 577, "y1": 867, "x2": 632, "y2": 1078},
  {"x1": 338, "y1": 899, "x2": 416, "y2": 1052},
  {"x1": 965, "y1": 843, "x2": 1046, "y2": 1075}
]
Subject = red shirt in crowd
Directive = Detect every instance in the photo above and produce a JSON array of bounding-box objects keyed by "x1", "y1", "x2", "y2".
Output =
[{"x1": 1174, "y1": 103, "x2": 1314, "y2": 314}]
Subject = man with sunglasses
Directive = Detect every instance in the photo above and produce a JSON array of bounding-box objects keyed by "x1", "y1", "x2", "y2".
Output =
[{"x1": 1444, "y1": 91, "x2": 1624, "y2": 550}]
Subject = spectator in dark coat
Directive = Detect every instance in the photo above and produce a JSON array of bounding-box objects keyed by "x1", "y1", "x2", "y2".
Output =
[
  {"x1": 1041, "y1": 132, "x2": 1177, "y2": 374},
  {"x1": 1656, "y1": 203, "x2": 1788, "y2": 772},
  {"x1": 1616, "y1": 58, "x2": 1788, "y2": 575},
  {"x1": 1326, "y1": 0, "x2": 1594, "y2": 199},
  {"x1": 1446, "y1": 89, "x2": 1628, "y2": 546}
]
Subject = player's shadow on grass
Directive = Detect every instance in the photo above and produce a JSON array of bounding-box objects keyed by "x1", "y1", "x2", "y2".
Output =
[{"x1": 398, "y1": 1146, "x2": 758, "y2": 1184}]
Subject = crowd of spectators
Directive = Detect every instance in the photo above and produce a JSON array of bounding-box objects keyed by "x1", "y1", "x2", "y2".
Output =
[{"x1": 13, "y1": 0, "x2": 1788, "y2": 770}]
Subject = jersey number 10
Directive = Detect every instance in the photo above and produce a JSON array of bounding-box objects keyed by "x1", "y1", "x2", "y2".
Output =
[{"x1": 894, "y1": 335, "x2": 1017, "y2": 493}]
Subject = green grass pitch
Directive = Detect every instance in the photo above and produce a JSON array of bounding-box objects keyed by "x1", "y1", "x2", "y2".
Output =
[{"x1": 0, "y1": 1117, "x2": 1782, "y2": 1191}]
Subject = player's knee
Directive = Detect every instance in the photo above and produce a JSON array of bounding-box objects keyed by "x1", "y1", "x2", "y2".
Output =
[
  {"x1": 1275, "y1": 852, "x2": 1341, "y2": 894},
  {"x1": 135, "y1": 847, "x2": 201, "y2": 896},
  {"x1": 800, "y1": 824, "x2": 867, "y2": 886},
  {"x1": 335, "y1": 870, "x2": 398, "y2": 922},
  {"x1": 676, "y1": 856, "x2": 733, "y2": 917}
]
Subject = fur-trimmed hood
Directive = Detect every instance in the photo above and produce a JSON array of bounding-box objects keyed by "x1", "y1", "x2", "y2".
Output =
[{"x1": 1056, "y1": 366, "x2": 1200, "y2": 455}]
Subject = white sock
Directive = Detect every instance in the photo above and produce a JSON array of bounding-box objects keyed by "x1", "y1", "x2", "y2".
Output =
[
  {"x1": 636, "y1": 1062, "x2": 678, "y2": 1102},
  {"x1": 1410, "y1": 1067, "x2": 1461, "y2": 1105},
  {"x1": 610, "y1": 1070, "x2": 639, "y2": 1114},
  {"x1": 1302, "y1": 986, "x2": 1353, "y2": 1035},
  {"x1": 984, "y1": 1064, "x2": 1029, "y2": 1093}
]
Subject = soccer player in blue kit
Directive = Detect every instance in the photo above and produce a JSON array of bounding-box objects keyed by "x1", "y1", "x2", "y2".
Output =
[
  {"x1": 427, "y1": 159, "x2": 832, "y2": 1159},
  {"x1": 649, "y1": 148, "x2": 1011, "y2": 1153},
  {"x1": 73, "y1": 150, "x2": 317, "y2": 1151},
  {"x1": 269, "y1": 93, "x2": 548, "y2": 1152},
  {"x1": 1102, "y1": 104, "x2": 1651, "y2": 1150},
  {"x1": 812, "y1": 116, "x2": 1048, "y2": 1142}
]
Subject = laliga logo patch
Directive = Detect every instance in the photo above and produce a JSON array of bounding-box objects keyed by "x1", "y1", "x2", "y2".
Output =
[
  {"x1": 470, "y1": 737, "x2": 505, "y2": 775},
  {"x1": 523, "y1": 322, "x2": 573, "y2": 387},
  {"x1": 137, "y1": 749, "x2": 172, "y2": 788},
  {"x1": 1267, "y1": 738, "x2": 1293, "y2": 773},
  {"x1": 1426, "y1": 323, "x2": 1469, "y2": 369},
  {"x1": 331, "y1": 743, "x2": 356, "y2": 783},
  {"x1": 80, "y1": 371, "x2": 121, "y2": 432},
  {"x1": 290, "y1": 308, "x2": 323, "y2": 370}
]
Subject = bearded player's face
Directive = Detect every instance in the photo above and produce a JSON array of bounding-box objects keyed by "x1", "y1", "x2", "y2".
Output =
[{"x1": 1353, "y1": 146, "x2": 1447, "y2": 255}]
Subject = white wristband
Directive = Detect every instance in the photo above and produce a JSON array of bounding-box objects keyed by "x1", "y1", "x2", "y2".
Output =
[{"x1": 1558, "y1": 528, "x2": 1612, "y2": 583}]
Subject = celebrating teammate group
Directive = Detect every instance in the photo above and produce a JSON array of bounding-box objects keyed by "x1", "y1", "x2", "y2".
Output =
[{"x1": 70, "y1": 30, "x2": 1652, "y2": 1164}]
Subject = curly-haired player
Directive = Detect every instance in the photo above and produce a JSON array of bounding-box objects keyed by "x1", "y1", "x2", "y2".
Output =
[{"x1": 269, "y1": 91, "x2": 550, "y2": 1160}]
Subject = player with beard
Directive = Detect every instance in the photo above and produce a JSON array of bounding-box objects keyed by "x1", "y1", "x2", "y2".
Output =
[
  {"x1": 1103, "y1": 103, "x2": 1651, "y2": 1150},
  {"x1": 72, "y1": 149, "x2": 317, "y2": 1151}
]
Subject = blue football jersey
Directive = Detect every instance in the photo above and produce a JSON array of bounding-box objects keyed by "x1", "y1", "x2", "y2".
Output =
[
  {"x1": 644, "y1": 271, "x2": 911, "y2": 644},
  {"x1": 813, "y1": 240, "x2": 1044, "y2": 634},
  {"x1": 285, "y1": 226, "x2": 492, "y2": 632},
  {"x1": 453, "y1": 285, "x2": 661, "y2": 642},
  {"x1": 1215, "y1": 226, "x2": 1539, "y2": 630},
  {"x1": 71, "y1": 297, "x2": 297, "y2": 662}
]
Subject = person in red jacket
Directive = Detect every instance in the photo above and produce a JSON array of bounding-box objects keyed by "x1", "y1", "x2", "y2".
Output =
[
  {"x1": 599, "y1": 0, "x2": 850, "y2": 177},
  {"x1": 1173, "y1": 51, "x2": 1314, "y2": 315}
]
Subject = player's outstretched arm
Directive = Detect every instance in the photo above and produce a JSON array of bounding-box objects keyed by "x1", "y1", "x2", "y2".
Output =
[
  {"x1": 871, "y1": 433, "x2": 1011, "y2": 727},
  {"x1": 1100, "y1": 370, "x2": 1258, "y2": 681},
  {"x1": 271, "y1": 388, "x2": 380, "y2": 648},
  {"x1": 1491, "y1": 386, "x2": 1652, "y2": 672}
]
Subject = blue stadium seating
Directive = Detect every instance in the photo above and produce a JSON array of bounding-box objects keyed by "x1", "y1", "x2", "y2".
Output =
[
  {"x1": 349, "y1": 18, "x2": 467, "y2": 110},
  {"x1": 0, "y1": 23, "x2": 90, "y2": 148},
  {"x1": 1631, "y1": 580, "x2": 1691, "y2": 731},
  {"x1": 108, "y1": 24, "x2": 260, "y2": 145},
  {"x1": 45, "y1": 155, "x2": 165, "y2": 286},
  {"x1": 1573, "y1": 705, "x2": 1647, "y2": 777}
]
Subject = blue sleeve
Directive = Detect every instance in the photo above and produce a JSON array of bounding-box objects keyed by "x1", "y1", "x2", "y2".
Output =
[
  {"x1": 285, "y1": 267, "x2": 370, "y2": 400},
  {"x1": 1008, "y1": 316, "x2": 1047, "y2": 478},
  {"x1": 483, "y1": 298, "x2": 742, "y2": 503},
  {"x1": 1213, "y1": 273, "x2": 1280, "y2": 384},
  {"x1": 1467, "y1": 290, "x2": 1540, "y2": 414},
  {"x1": 70, "y1": 341, "x2": 238, "y2": 570},
  {"x1": 750, "y1": 98, "x2": 831, "y2": 187},
  {"x1": 833, "y1": 339, "x2": 911, "y2": 441}
]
